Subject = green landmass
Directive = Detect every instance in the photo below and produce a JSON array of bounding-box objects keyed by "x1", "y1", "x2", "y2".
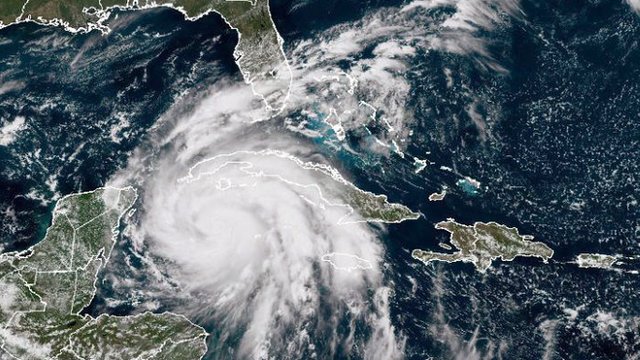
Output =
[
  {"x1": 0, "y1": 0, "x2": 25, "y2": 25},
  {"x1": 575, "y1": 253, "x2": 618, "y2": 269},
  {"x1": 428, "y1": 190, "x2": 446, "y2": 201},
  {"x1": 183, "y1": 150, "x2": 420, "y2": 224},
  {"x1": 0, "y1": 187, "x2": 207, "y2": 359},
  {"x1": 0, "y1": 0, "x2": 274, "y2": 42},
  {"x1": 344, "y1": 187, "x2": 420, "y2": 223},
  {"x1": 412, "y1": 219, "x2": 554, "y2": 272},
  {"x1": 0, "y1": 0, "x2": 290, "y2": 111}
]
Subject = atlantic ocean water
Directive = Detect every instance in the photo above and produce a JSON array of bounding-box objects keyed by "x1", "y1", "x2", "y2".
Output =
[{"x1": 1, "y1": 0, "x2": 639, "y2": 358}]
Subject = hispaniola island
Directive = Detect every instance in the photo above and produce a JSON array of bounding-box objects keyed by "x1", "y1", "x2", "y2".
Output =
[{"x1": 1, "y1": 0, "x2": 639, "y2": 359}]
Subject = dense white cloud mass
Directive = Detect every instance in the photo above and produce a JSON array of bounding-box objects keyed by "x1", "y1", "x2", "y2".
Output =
[
  {"x1": 108, "y1": 76, "x2": 405, "y2": 358},
  {"x1": 141, "y1": 148, "x2": 403, "y2": 358},
  {"x1": 104, "y1": 1, "x2": 522, "y2": 357},
  {"x1": 628, "y1": 0, "x2": 640, "y2": 14}
]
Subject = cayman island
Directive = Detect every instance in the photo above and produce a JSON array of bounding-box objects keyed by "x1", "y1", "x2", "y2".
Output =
[
  {"x1": 0, "y1": 0, "x2": 291, "y2": 112},
  {"x1": 0, "y1": 187, "x2": 207, "y2": 359},
  {"x1": 412, "y1": 219, "x2": 554, "y2": 273}
]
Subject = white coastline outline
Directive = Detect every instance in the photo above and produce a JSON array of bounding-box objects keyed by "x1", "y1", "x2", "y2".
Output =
[
  {"x1": 178, "y1": 149, "x2": 421, "y2": 225},
  {"x1": 0, "y1": 186, "x2": 210, "y2": 360},
  {"x1": 0, "y1": 0, "x2": 293, "y2": 115},
  {"x1": 411, "y1": 218, "x2": 555, "y2": 273},
  {"x1": 321, "y1": 252, "x2": 374, "y2": 272}
]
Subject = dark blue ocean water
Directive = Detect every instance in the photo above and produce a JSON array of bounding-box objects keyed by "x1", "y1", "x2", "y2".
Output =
[
  {"x1": 378, "y1": 1, "x2": 640, "y2": 358},
  {"x1": 1, "y1": 0, "x2": 639, "y2": 358},
  {"x1": 0, "y1": 8, "x2": 239, "y2": 250}
]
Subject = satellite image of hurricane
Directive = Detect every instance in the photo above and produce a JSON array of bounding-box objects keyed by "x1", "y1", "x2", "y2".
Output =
[{"x1": 0, "y1": 0, "x2": 639, "y2": 358}]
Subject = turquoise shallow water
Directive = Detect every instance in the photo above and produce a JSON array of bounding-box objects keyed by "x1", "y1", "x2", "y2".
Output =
[{"x1": 1, "y1": 0, "x2": 640, "y2": 358}]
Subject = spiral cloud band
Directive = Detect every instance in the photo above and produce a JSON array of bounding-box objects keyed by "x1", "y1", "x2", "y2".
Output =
[{"x1": 136, "y1": 145, "x2": 404, "y2": 358}]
